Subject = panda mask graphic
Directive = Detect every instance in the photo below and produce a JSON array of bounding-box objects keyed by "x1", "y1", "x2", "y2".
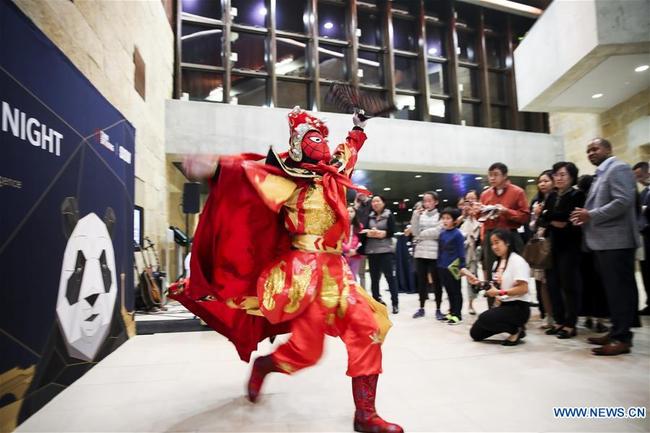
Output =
[{"x1": 56, "y1": 198, "x2": 118, "y2": 361}]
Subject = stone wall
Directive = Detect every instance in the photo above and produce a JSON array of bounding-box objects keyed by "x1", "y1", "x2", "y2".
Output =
[
  {"x1": 15, "y1": 0, "x2": 174, "y2": 251},
  {"x1": 550, "y1": 88, "x2": 650, "y2": 174}
]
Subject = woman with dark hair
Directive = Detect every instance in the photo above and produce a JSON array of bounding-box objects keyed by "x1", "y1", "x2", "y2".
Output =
[
  {"x1": 529, "y1": 170, "x2": 554, "y2": 329},
  {"x1": 343, "y1": 206, "x2": 365, "y2": 282},
  {"x1": 466, "y1": 228, "x2": 531, "y2": 345},
  {"x1": 410, "y1": 191, "x2": 443, "y2": 319},
  {"x1": 365, "y1": 195, "x2": 400, "y2": 313},
  {"x1": 539, "y1": 161, "x2": 585, "y2": 339}
]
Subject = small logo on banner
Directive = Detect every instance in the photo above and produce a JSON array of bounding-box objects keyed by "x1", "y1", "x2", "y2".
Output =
[
  {"x1": 97, "y1": 129, "x2": 115, "y2": 152},
  {"x1": 94, "y1": 129, "x2": 131, "y2": 165},
  {"x1": 118, "y1": 146, "x2": 132, "y2": 164}
]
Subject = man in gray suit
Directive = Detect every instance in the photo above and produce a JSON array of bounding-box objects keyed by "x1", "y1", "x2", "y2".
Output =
[{"x1": 571, "y1": 138, "x2": 639, "y2": 356}]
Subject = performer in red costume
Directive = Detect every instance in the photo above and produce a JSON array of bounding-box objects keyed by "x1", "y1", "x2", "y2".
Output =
[{"x1": 171, "y1": 107, "x2": 402, "y2": 433}]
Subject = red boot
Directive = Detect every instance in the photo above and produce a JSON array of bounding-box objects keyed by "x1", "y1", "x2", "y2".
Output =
[
  {"x1": 352, "y1": 375, "x2": 404, "y2": 433},
  {"x1": 247, "y1": 355, "x2": 282, "y2": 403}
]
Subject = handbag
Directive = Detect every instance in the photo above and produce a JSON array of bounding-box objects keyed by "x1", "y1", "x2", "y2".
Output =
[{"x1": 522, "y1": 236, "x2": 552, "y2": 269}]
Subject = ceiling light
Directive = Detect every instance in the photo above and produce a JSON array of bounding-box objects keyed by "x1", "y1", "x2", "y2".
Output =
[
  {"x1": 635, "y1": 65, "x2": 649, "y2": 72},
  {"x1": 383, "y1": 187, "x2": 391, "y2": 191},
  {"x1": 483, "y1": 186, "x2": 489, "y2": 189},
  {"x1": 259, "y1": 7, "x2": 267, "y2": 16},
  {"x1": 418, "y1": 194, "x2": 424, "y2": 197},
  {"x1": 393, "y1": 201, "x2": 399, "y2": 205},
  {"x1": 527, "y1": 179, "x2": 535, "y2": 183},
  {"x1": 324, "y1": 22, "x2": 334, "y2": 30},
  {"x1": 475, "y1": 176, "x2": 482, "y2": 180},
  {"x1": 404, "y1": 198, "x2": 410, "y2": 202},
  {"x1": 591, "y1": 93, "x2": 603, "y2": 99},
  {"x1": 428, "y1": 47, "x2": 438, "y2": 55},
  {"x1": 436, "y1": 188, "x2": 442, "y2": 192},
  {"x1": 443, "y1": 199, "x2": 448, "y2": 202},
  {"x1": 414, "y1": 174, "x2": 422, "y2": 178},
  {"x1": 408, "y1": 208, "x2": 413, "y2": 211}
]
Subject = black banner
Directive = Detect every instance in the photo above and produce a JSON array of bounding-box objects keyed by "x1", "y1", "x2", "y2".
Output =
[{"x1": 0, "y1": 0, "x2": 135, "y2": 429}]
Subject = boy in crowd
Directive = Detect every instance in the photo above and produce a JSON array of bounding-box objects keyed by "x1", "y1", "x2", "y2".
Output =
[{"x1": 438, "y1": 208, "x2": 466, "y2": 325}]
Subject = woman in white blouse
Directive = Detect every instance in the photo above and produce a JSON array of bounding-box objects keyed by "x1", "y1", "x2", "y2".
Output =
[{"x1": 466, "y1": 228, "x2": 531, "y2": 346}]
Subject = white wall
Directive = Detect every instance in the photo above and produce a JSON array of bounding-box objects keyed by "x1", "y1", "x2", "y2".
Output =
[
  {"x1": 166, "y1": 100, "x2": 563, "y2": 176},
  {"x1": 514, "y1": 0, "x2": 599, "y2": 111}
]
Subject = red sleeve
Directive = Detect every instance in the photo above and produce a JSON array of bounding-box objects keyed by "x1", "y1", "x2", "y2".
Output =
[
  {"x1": 331, "y1": 129, "x2": 368, "y2": 175},
  {"x1": 169, "y1": 155, "x2": 292, "y2": 362}
]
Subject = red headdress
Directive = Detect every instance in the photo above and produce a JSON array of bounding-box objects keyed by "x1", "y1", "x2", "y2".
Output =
[{"x1": 287, "y1": 106, "x2": 329, "y2": 162}]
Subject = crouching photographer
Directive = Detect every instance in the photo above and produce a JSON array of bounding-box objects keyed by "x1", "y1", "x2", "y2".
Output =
[{"x1": 465, "y1": 229, "x2": 531, "y2": 346}]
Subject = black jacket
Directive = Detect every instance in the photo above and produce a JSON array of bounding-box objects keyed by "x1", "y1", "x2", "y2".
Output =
[{"x1": 539, "y1": 188, "x2": 586, "y2": 251}]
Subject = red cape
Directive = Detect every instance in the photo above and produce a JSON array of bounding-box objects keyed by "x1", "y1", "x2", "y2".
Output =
[{"x1": 169, "y1": 154, "x2": 291, "y2": 362}]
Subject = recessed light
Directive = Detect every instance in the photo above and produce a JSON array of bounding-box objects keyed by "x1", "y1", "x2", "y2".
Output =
[
  {"x1": 475, "y1": 176, "x2": 482, "y2": 180},
  {"x1": 592, "y1": 93, "x2": 603, "y2": 99},
  {"x1": 436, "y1": 188, "x2": 442, "y2": 192},
  {"x1": 408, "y1": 208, "x2": 413, "y2": 211},
  {"x1": 418, "y1": 194, "x2": 424, "y2": 197},
  {"x1": 404, "y1": 198, "x2": 410, "y2": 202},
  {"x1": 443, "y1": 199, "x2": 448, "y2": 202},
  {"x1": 393, "y1": 201, "x2": 399, "y2": 205},
  {"x1": 414, "y1": 174, "x2": 422, "y2": 178},
  {"x1": 635, "y1": 65, "x2": 649, "y2": 72},
  {"x1": 383, "y1": 187, "x2": 391, "y2": 191}
]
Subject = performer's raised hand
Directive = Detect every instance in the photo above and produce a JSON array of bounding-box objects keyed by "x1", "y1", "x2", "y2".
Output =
[
  {"x1": 352, "y1": 110, "x2": 367, "y2": 129},
  {"x1": 182, "y1": 154, "x2": 219, "y2": 181}
]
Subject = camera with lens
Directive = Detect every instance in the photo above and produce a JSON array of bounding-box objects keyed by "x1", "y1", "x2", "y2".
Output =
[{"x1": 472, "y1": 279, "x2": 500, "y2": 295}]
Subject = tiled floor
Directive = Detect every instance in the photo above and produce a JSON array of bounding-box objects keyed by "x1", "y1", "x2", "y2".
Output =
[{"x1": 16, "y1": 289, "x2": 650, "y2": 432}]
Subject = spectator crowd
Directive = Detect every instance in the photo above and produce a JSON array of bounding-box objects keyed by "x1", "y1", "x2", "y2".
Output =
[{"x1": 343, "y1": 137, "x2": 647, "y2": 356}]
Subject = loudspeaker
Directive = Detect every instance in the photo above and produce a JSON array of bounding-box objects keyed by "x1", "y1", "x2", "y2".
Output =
[{"x1": 182, "y1": 182, "x2": 201, "y2": 214}]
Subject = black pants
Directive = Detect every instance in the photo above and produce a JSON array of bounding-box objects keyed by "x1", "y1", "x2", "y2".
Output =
[
  {"x1": 483, "y1": 229, "x2": 524, "y2": 308},
  {"x1": 640, "y1": 233, "x2": 650, "y2": 308},
  {"x1": 593, "y1": 249, "x2": 638, "y2": 344},
  {"x1": 547, "y1": 247, "x2": 582, "y2": 328},
  {"x1": 368, "y1": 253, "x2": 399, "y2": 307},
  {"x1": 439, "y1": 267, "x2": 462, "y2": 318},
  {"x1": 580, "y1": 251, "x2": 609, "y2": 318},
  {"x1": 415, "y1": 258, "x2": 442, "y2": 309},
  {"x1": 534, "y1": 279, "x2": 545, "y2": 317},
  {"x1": 470, "y1": 300, "x2": 530, "y2": 341}
]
